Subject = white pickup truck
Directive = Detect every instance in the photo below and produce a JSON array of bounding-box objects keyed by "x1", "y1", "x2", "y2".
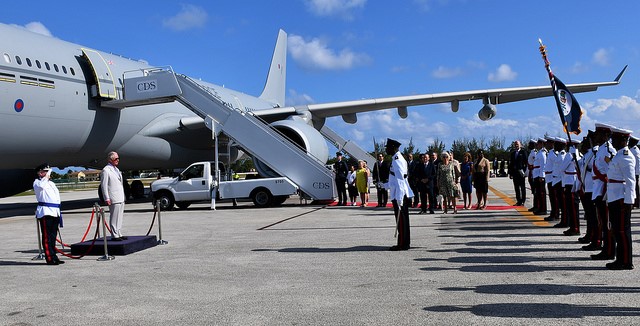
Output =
[{"x1": 151, "y1": 161, "x2": 298, "y2": 210}]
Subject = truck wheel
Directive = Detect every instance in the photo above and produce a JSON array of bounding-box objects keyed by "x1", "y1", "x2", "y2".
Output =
[
  {"x1": 176, "y1": 201, "x2": 191, "y2": 210},
  {"x1": 251, "y1": 187, "x2": 273, "y2": 208},
  {"x1": 272, "y1": 195, "x2": 288, "y2": 206},
  {"x1": 154, "y1": 192, "x2": 175, "y2": 211},
  {"x1": 130, "y1": 180, "x2": 145, "y2": 199}
]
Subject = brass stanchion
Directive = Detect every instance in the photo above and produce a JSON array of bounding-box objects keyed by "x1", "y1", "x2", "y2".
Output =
[
  {"x1": 32, "y1": 217, "x2": 45, "y2": 260},
  {"x1": 96, "y1": 204, "x2": 114, "y2": 261},
  {"x1": 156, "y1": 201, "x2": 168, "y2": 245}
]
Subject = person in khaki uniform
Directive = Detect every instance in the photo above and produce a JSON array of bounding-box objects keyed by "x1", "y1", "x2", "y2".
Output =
[{"x1": 101, "y1": 151, "x2": 126, "y2": 241}]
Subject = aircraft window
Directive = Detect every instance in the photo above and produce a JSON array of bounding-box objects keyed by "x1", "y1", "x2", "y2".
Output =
[
  {"x1": 45, "y1": 62, "x2": 50, "y2": 70},
  {"x1": 62, "y1": 66, "x2": 67, "y2": 74},
  {"x1": 26, "y1": 58, "x2": 32, "y2": 67},
  {"x1": 15, "y1": 56, "x2": 22, "y2": 65},
  {"x1": 70, "y1": 67, "x2": 75, "y2": 75},
  {"x1": 3, "y1": 53, "x2": 10, "y2": 64},
  {"x1": 53, "y1": 64, "x2": 59, "y2": 72},
  {"x1": 36, "y1": 60, "x2": 41, "y2": 69}
]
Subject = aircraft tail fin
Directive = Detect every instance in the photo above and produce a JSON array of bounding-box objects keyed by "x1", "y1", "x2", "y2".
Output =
[{"x1": 259, "y1": 29, "x2": 287, "y2": 107}]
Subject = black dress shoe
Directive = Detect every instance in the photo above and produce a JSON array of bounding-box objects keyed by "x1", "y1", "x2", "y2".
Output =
[
  {"x1": 55, "y1": 260, "x2": 65, "y2": 264},
  {"x1": 606, "y1": 261, "x2": 634, "y2": 270},
  {"x1": 111, "y1": 237, "x2": 123, "y2": 241},
  {"x1": 544, "y1": 216, "x2": 557, "y2": 221},
  {"x1": 563, "y1": 229, "x2": 580, "y2": 236},
  {"x1": 120, "y1": 236, "x2": 128, "y2": 240},
  {"x1": 533, "y1": 210, "x2": 547, "y2": 215},
  {"x1": 577, "y1": 236, "x2": 590, "y2": 244},
  {"x1": 46, "y1": 261, "x2": 59, "y2": 265},
  {"x1": 591, "y1": 252, "x2": 615, "y2": 260},
  {"x1": 389, "y1": 245, "x2": 409, "y2": 251},
  {"x1": 582, "y1": 242, "x2": 602, "y2": 251},
  {"x1": 429, "y1": 210, "x2": 435, "y2": 214},
  {"x1": 553, "y1": 223, "x2": 567, "y2": 228}
]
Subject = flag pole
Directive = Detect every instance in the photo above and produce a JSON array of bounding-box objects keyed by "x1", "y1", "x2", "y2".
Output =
[{"x1": 538, "y1": 38, "x2": 584, "y2": 190}]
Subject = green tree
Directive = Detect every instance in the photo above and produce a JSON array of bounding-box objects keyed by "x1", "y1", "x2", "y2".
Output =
[{"x1": 427, "y1": 137, "x2": 446, "y2": 154}]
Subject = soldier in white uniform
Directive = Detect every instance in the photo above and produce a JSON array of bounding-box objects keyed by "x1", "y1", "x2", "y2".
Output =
[
  {"x1": 578, "y1": 132, "x2": 598, "y2": 247},
  {"x1": 101, "y1": 151, "x2": 127, "y2": 241},
  {"x1": 591, "y1": 123, "x2": 617, "y2": 259},
  {"x1": 543, "y1": 136, "x2": 558, "y2": 221},
  {"x1": 385, "y1": 138, "x2": 414, "y2": 251},
  {"x1": 629, "y1": 136, "x2": 640, "y2": 208},
  {"x1": 527, "y1": 139, "x2": 538, "y2": 211},
  {"x1": 561, "y1": 138, "x2": 581, "y2": 236},
  {"x1": 33, "y1": 163, "x2": 64, "y2": 265},
  {"x1": 605, "y1": 127, "x2": 636, "y2": 270},
  {"x1": 551, "y1": 137, "x2": 566, "y2": 228},
  {"x1": 532, "y1": 138, "x2": 548, "y2": 215}
]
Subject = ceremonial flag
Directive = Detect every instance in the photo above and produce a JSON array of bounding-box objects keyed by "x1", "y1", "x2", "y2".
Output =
[{"x1": 551, "y1": 75, "x2": 583, "y2": 135}]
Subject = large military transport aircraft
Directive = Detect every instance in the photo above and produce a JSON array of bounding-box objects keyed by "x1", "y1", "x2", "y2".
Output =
[{"x1": 0, "y1": 22, "x2": 626, "y2": 198}]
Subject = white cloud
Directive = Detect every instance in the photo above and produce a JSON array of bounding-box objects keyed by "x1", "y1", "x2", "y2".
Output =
[
  {"x1": 286, "y1": 89, "x2": 316, "y2": 106},
  {"x1": 288, "y1": 34, "x2": 371, "y2": 71},
  {"x1": 570, "y1": 61, "x2": 588, "y2": 74},
  {"x1": 163, "y1": 4, "x2": 208, "y2": 31},
  {"x1": 592, "y1": 48, "x2": 611, "y2": 66},
  {"x1": 25, "y1": 22, "x2": 52, "y2": 36},
  {"x1": 305, "y1": 0, "x2": 366, "y2": 20},
  {"x1": 432, "y1": 66, "x2": 463, "y2": 79},
  {"x1": 11, "y1": 22, "x2": 52, "y2": 37},
  {"x1": 488, "y1": 64, "x2": 517, "y2": 82}
]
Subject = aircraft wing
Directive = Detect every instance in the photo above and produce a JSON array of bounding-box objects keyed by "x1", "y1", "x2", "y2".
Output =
[{"x1": 254, "y1": 66, "x2": 626, "y2": 122}]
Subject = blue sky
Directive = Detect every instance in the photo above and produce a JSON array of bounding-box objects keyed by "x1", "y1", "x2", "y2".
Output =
[{"x1": 2, "y1": 0, "x2": 639, "y2": 155}]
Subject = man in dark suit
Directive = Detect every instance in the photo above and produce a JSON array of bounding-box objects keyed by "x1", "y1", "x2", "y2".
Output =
[
  {"x1": 415, "y1": 153, "x2": 436, "y2": 214},
  {"x1": 372, "y1": 153, "x2": 390, "y2": 207},
  {"x1": 333, "y1": 152, "x2": 349, "y2": 206},
  {"x1": 508, "y1": 140, "x2": 528, "y2": 206}
]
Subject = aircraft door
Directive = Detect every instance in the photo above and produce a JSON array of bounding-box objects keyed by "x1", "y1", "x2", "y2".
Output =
[
  {"x1": 175, "y1": 163, "x2": 210, "y2": 201},
  {"x1": 81, "y1": 48, "x2": 117, "y2": 99}
]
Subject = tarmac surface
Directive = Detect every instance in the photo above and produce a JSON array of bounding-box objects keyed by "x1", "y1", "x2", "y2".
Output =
[{"x1": 1, "y1": 177, "x2": 640, "y2": 325}]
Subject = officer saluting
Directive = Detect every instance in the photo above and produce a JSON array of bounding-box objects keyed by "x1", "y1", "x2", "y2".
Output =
[
  {"x1": 33, "y1": 163, "x2": 64, "y2": 265},
  {"x1": 385, "y1": 138, "x2": 414, "y2": 251},
  {"x1": 605, "y1": 127, "x2": 636, "y2": 270}
]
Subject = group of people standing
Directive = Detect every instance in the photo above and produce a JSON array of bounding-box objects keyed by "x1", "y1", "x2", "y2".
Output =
[
  {"x1": 521, "y1": 123, "x2": 638, "y2": 270},
  {"x1": 406, "y1": 149, "x2": 491, "y2": 214}
]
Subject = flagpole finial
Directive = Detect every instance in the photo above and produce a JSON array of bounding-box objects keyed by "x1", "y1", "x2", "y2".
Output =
[{"x1": 538, "y1": 38, "x2": 543, "y2": 46}]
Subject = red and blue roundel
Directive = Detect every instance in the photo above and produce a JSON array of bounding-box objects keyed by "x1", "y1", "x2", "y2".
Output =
[{"x1": 14, "y1": 99, "x2": 24, "y2": 112}]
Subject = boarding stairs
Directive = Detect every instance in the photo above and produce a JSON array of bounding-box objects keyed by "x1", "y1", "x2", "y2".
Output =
[{"x1": 102, "y1": 68, "x2": 335, "y2": 201}]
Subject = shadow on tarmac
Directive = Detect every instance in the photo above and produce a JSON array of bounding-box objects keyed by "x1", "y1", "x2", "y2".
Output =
[
  {"x1": 253, "y1": 245, "x2": 391, "y2": 253},
  {"x1": 424, "y1": 303, "x2": 640, "y2": 318},
  {"x1": 439, "y1": 283, "x2": 640, "y2": 295}
]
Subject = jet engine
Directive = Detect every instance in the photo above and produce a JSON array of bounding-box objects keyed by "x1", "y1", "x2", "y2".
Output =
[
  {"x1": 252, "y1": 118, "x2": 329, "y2": 178},
  {"x1": 478, "y1": 103, "x2": 497, "y2": 121}
]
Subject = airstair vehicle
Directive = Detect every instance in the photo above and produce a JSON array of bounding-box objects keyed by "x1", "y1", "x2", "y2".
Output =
[{"x1": 102, "y1": 68, "x2": 335, "y2": 202}]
